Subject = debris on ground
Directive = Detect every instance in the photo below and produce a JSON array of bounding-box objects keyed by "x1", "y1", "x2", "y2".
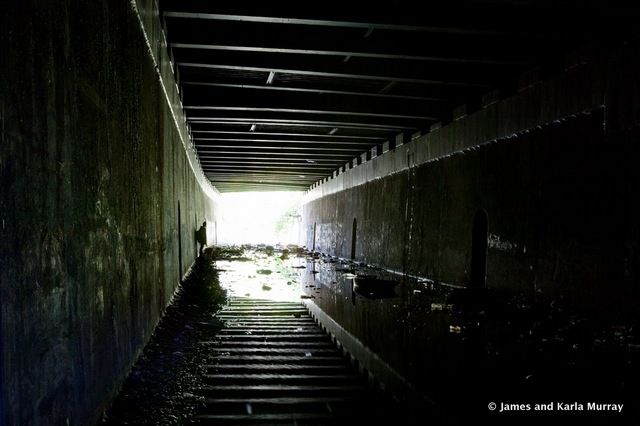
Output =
[
  {"x1": 101, "y1": 257, "x2": 227, "y2": 425},
  {"x1": 204, "y1": 245, "x2": 247, "y2": 261}
]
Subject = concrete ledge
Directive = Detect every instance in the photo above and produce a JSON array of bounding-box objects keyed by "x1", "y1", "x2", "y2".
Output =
[
  {"x1": 303, "y1": 300, "x2": 433, "y2": 406},
  {"x1": 132, "y1": 0, "x2": 219, "y2": 201},
  {"x1": 303, "y1": 39, "x2": 619, "y2": 204}
]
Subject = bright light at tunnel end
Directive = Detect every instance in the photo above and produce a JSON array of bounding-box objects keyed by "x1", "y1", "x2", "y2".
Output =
[{"x1": 218, "y1": 191, "x2": 304, "y2": 246}]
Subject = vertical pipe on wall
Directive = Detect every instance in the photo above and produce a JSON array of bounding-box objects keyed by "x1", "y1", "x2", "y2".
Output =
[
  {"x1": 312, "y1": 222, "x2": 317, "y2": 252},
  {"x1": 178, "y1": 200, "x2": 183, "y2": 281},
  {"x1": 194, "y1": 213, "x2": 198, "y2": 259},
  {"x1": 351, "y1": 218, "x2": 357, "y2": 260},
  {"x1": 470, "y1": 210, "x2": 489, "y2": 288}
]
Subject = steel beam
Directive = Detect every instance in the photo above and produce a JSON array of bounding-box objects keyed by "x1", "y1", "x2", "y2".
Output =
[
  {"x1": 163, "y1": 12, "x2": 540, "y2": 37},
  {"x1": 191, "y1": 130, "x2": 386, "y2": 140},
  {"x1": 188, "y1": 118, "x2": 417, "y2": 131},
  {"x1": 170, "y1": 43, "x2": 520, "y2": 65},
  {"x1": 185, "y1": 106, "x2": 433, "y2": 121},
  {"x1": 194, "y1": 138, "x2": 371, "y2": 145},
  {"x1": 177, "y1": 62, "x2": 491, "y2": 88},
  {"x1": 182, "y1": 82, "x2": 450, "y2": 102}
]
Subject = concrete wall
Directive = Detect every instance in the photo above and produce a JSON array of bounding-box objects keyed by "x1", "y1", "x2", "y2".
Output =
[
  {"x1": 303, "y1": 38, "x2": 640, "y2": 317},
  {"x1": 0, "y1": 1, "x2": 220, "y2": 424}
]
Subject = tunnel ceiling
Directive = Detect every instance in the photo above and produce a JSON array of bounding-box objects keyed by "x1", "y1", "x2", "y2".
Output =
[{"x1": 159, "y1": 1, "x2": 635, "y2": 192}]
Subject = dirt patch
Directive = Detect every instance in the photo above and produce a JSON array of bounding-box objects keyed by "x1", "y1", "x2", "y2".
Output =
[{"x1": 101, "y1": 257, "x2": 227, "y2": 425}]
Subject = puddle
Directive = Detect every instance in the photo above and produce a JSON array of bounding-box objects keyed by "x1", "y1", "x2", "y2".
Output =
[
  {"x1": 285, "y1": 250, "x2": 640, "y2": 421},
  {"x1": 214, "y1": 247, "x2": 302, "y2": 302}
]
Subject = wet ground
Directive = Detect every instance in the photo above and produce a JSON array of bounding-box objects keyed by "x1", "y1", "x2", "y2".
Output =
[
  {"x1": 295, "y1": 253, "x2": 640, "y2": 425},
  {"x1": 190, "y1": 296, "x2": 410, "y2": 425},
  {"x1": 102, "y1": 246, "x2": 313, "y2": 425},
  {"x1": 103, "y1": 246, "x2": 640, "y2": 425}
]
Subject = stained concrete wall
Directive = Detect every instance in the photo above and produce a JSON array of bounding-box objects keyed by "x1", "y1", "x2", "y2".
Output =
[
  {"x1": 303, "y1": 38, "x2": 640, "y2": 317},
  {"x1": 0, "y1": 1, "x2": 220, "y2": 424}
]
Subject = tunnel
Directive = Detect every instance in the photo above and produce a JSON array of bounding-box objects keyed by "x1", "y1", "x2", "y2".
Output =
[{"x1": 1, "y1": 1, "x2": 640, "y2": 425}]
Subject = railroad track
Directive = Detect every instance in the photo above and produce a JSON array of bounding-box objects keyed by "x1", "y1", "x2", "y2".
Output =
[{"x1": 191, "y1": 297, "x2": 400, "y2": 425}]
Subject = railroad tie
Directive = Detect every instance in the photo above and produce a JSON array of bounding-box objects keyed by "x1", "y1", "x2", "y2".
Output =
[{"x1": 192, "y1": 297, "x2": 397, "y2": 425}]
